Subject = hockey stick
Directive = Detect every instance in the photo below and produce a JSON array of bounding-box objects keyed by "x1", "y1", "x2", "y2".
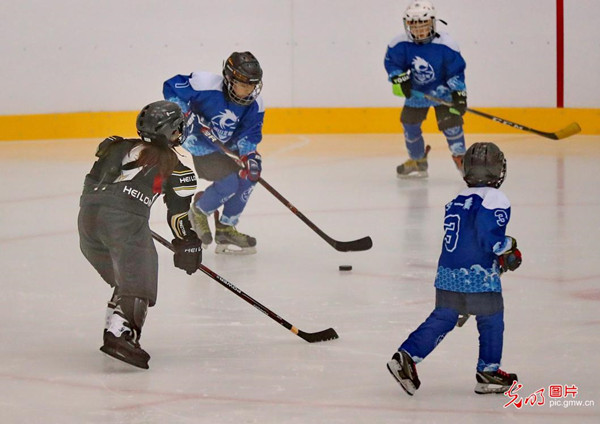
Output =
[
  {"x1": 412, "y1": 91, "x2": 581, "y2": 140},
  {"x1": 197, "y1": 127, "x2": 373, "y2": 252},
  {"x1": 456, "y1": 314, "x2": 470, "y2": 328},
  {"x1": 151, "y1": 230, "x2": 339, "y2": 343}
]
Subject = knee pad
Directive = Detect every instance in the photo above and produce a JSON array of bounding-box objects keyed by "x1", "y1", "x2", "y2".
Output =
[
  {"x1": 476, "y1": 310, "x2": 504, "y2": 334},
  {"x1": 403, "y1": 123, "x2": 424, "y2": 144},
  {"x1": 239, "y1": 179, "x2": 255, "y2": 203},
  {"x1": 426, "y1": 307, "x2": 459, "y2": 348},
  {"x1": 442, "y1": 126, "x2": 466, "y2": 156},
  {"x1": 118, "y1": 296, "x2": 149, "y2": 331},
  {"x1": 435, "y1": 106, "x2": 463, "y2": 131},
  {"x1": 431, "y1": 307, "x2": 460, "y2": 326},
  {"x1": 212, "y1": 174, "x2": 239, "y2": 201}
]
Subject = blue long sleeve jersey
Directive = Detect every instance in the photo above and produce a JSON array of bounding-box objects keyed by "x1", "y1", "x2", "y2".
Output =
[
  {"x1": 435, "y1": 187, "x2": 515, "y2": 293},
  {"x1": 384, "y1": 31, "x2": 466, "y2": 108},
  {"x1": 163, "y1": 72, "x2": 265, "y2": 157}
]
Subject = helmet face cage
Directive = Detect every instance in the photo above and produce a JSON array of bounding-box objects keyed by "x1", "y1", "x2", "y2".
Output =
[
  {"x1": 463, "y1": 142, "x2": 507, "y2": 188},
  {"x1": 403, "y1": 1, "x2": 437, "y2": 44},
  {"x1": 136, "y1": 101, "x2": 186, "y2": 148},
  {"x1": 223, "y1": 51, "x2": 263, "y2": 106}
]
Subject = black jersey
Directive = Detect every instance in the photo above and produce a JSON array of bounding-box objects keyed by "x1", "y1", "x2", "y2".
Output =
[{"x1": 80, "y1": 136, "x2": 197, "y2": 240}]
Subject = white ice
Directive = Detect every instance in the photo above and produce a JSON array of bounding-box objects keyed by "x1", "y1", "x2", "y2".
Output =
[{"x1": 0, "y1": 133, "x2": 599, "y2": 423}]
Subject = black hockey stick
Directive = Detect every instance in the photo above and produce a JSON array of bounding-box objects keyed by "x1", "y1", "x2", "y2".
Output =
[
  {"x1": 151, "y1": 230, "x2": 339, "y2": 343},
  {"x1": 198, "y1": 127, "x2": 372, "y2": 252},
  {"x1": 255, "y1": 178, "x2": 372, "y2": 252},
  {"x1": 413, "y1": 91, "x2": 581, "y2": 140}
]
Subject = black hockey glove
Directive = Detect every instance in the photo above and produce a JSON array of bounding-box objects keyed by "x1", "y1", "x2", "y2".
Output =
[
  {"x1": 391, "y1": 72, "x2": 412, "y2": 98},
  {"x1": 498, "y1": 236, "x2": 522, "y2": 272},
  {"x1": 172, "y1": 237, "x2": 203, "y2": 275},
  {"x1": 449, "y1": 90, "x2": 467, "y2": 116}
]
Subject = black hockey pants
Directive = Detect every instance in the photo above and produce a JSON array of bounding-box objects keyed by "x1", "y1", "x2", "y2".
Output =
[{"x1": 78, "y1": 205, "x2": 158, "y2": 306}]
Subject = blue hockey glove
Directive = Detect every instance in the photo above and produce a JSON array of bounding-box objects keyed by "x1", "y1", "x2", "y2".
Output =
[
  {"x1": 239, "y1": 152, "x2": 262, "y2": 182},
  {"x1": 391, "y1": 72, "x2": 412, "y2": 98},
  {"x1": 449, "y1": 90, "x2": 467, "y2": 116},
  {"x1": 498, "y1": 236, "x2": 522, "y2": 272}
]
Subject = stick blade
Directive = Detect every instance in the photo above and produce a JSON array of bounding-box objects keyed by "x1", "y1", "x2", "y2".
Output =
[
  {"x1": 297, "y1": 328, "x2": 339, "y2": 343},
  {"x1": 552, "y1": 122, "x2": 581, "y2": 140},
  {"x1": 333, "y1": 236, "x2": 373, "y2": 252}
]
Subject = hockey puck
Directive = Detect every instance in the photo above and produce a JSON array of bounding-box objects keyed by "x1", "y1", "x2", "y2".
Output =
[{"x1": 339, "y1": 265, "x2": 352, "y2": 271}]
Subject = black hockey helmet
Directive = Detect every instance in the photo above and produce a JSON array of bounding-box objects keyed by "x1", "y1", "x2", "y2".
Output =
[
  {"x1": 136, "y1": 101, "x2": 186, "y2": 148},
  {"x1": 222, "y1": 51, "x2": 263, "y2": 105},
  {"x1": 463, "y1": 142, "x2": 507, "y2": 188}
]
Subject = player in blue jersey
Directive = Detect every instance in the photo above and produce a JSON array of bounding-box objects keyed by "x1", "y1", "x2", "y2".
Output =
[
  {"x1": 163, "y1": 51, "x2": 264, "y2": 254},
  {"x1": 387, "y1": 142, "x2": 523, "y2": 395},
  {"x1": 385, "y1": 0, "x2": 468, "y2": 178}
]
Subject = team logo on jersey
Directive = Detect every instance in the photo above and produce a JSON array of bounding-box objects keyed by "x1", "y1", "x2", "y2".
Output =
[
  {"x1": 494, "y1": 210, "x2": 508, "y2": 226},
  {"x1": 211, "y1": 109, "x2": 239, "y2": 141},
  {"x1": 411, "y1": 56, "x2": 435, "y2": 84}
]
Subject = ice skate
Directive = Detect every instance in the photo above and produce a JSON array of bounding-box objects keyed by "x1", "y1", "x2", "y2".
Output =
[
  {"x1": 396, "y1": 145, "x2": 430, "y2": 179},
  {"x1": 387, "y1": 350, "x2": 421, "y2": 396},
  {"x1": 100, "y1": 312, "x2": 150, "y2": 369},
  {"x1": 474, "y1": 369, "x2": 518, "y2": 394},
  {"x1": 214, "y1": 212, "x2": 257, "y2": 255},
  {"x1": 188, "y1": 198, "x2": 213, "y2": 248},
  {"x1": 452, "y1": 154, "x2": 465, "y2": 176}
]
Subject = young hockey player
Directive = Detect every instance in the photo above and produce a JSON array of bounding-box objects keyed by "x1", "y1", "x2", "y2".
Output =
[
  {"x1": 387, "y1": 142, "x2": 522, "y2": 395},
  {"x1": 384, "y1": 0, "x2": 468, "y2": 178},
  {"x1": 163, "y1": 51, "x2": 264, "y2": 255},
  {"x1": 78, "y1": 101, "x2": 203, "y2": 369}
]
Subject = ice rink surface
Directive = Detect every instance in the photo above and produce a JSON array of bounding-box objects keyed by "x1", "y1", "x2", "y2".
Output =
[{"x1": 1, "y1": 132, "x2": 599, "y2": 423}]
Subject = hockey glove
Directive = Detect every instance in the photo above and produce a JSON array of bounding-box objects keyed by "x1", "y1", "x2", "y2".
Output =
[
  {"x1": 391, "y1": 72, "x2": 412, "y2": 98},
  {"x1": 449, "y1": 90, "x2": 467, "y2": 116},
  {"x1": 239, "y1": 152, "x2": 262, "y2": 182},
  {"x1": 172, "y1": 237, "x2": 203, "y2": 275},
  {"x1": 498, "y1": 236, "x2": 522, "y2": 272}
]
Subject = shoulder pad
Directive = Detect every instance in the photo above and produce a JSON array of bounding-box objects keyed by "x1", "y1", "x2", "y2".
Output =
[
  {"x1": 433, "y1": 32, "x2": 461, "y2": 53},
  {"x1": 481, "y1": 188, "x2": 511, "y2": 210},
  {"x1": 96, "y1": 135, "x2": 125, "y2": 158},
  {"x1": 388, "y1": 33, "x2": 410, "y2": 48},
  {"x1": 189, "y1": 72, "x2": 224, "y2": 92}
]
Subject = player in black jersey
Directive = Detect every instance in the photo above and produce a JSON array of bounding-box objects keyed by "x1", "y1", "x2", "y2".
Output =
[{"x1": 78, "y1": 101, "x2": 203, "y2": 369}]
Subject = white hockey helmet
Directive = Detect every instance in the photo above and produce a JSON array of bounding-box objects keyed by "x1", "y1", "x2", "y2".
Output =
[{"x1": 403, "y1": 0, "x2": 437, "y2": 44}]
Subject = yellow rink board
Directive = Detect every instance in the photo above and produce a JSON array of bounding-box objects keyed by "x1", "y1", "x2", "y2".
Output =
[{"x1": 0, "y1": 107, "x2": 598, "y2": 141}]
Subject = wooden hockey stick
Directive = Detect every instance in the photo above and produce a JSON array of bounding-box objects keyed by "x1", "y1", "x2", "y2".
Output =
[
  {"x1": 197, "y1": 127, "x2": 373, "y2": 252},
  {"x1": 412, "y1": 91, "x2": 581, "y2": 140},
  {"x1": 151, "y1": 230, "x2": 339, "y2": 343}
]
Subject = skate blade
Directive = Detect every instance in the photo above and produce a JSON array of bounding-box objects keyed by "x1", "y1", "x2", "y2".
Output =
[
  {"x1": 396, "y1": 171, "x2": 428, "y2": 179},
  {"x1": 474, "y1": 382, "x2": 509, "y2": 394},
  {"x1": 100, "y1": 346, "x2": 149, "y2": 369},
  {"x1": 215, "y1": 244, "x2": 257, "y2": 255},
  {"x1": 386, "y1": 361, "x2": 416, "y2": 396}
]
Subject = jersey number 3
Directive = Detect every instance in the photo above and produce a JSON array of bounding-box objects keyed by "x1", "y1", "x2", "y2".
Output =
[{"x1": 443, "y1": 214, "x2": 460, "y2": 252}]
